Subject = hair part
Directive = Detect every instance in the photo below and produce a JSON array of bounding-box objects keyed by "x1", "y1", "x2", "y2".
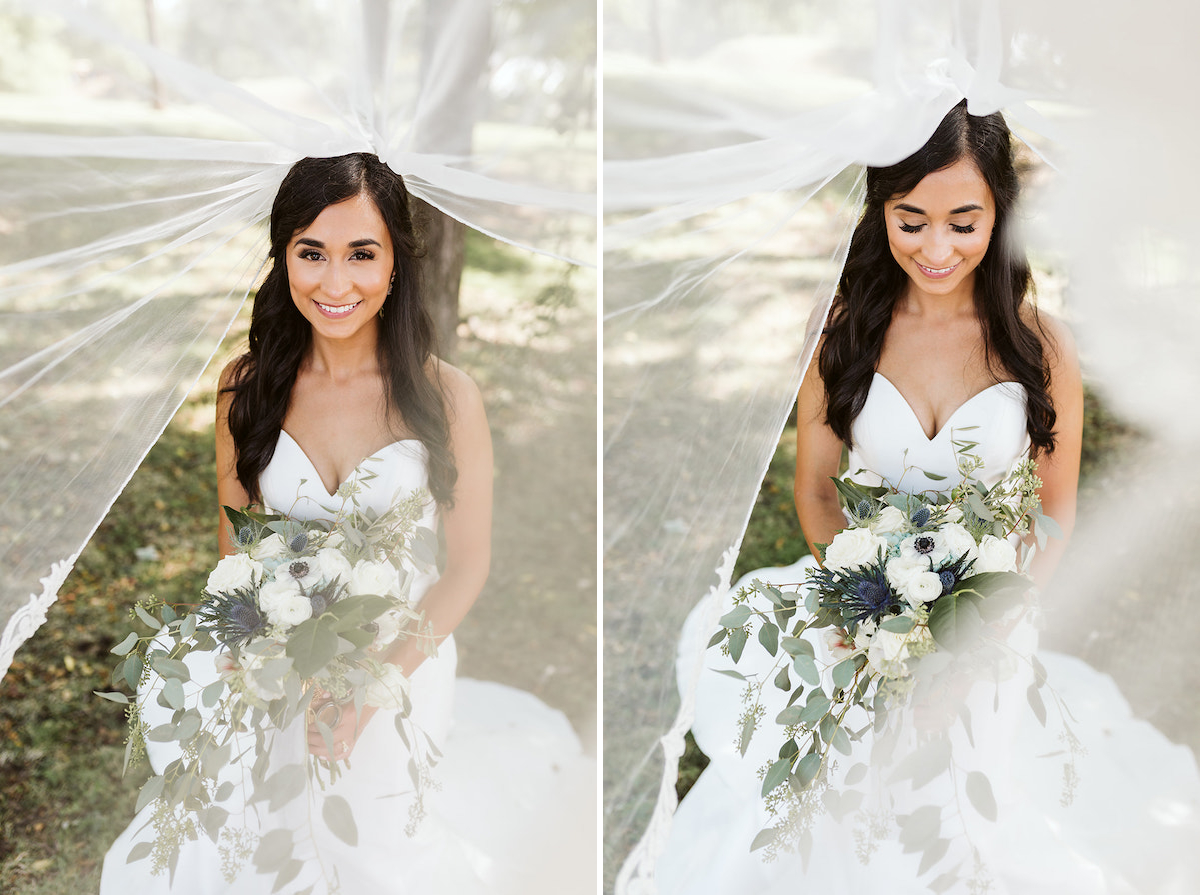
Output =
[
  {"x1": 818, "y1": 99, "x2": 1056, "y2": 456},
  {"x1": 223, "y1": 152, "x2": 458, "y2": 506}
]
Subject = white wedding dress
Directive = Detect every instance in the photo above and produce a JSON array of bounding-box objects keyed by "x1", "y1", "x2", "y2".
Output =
[
  {"x1": 100, "y1": 435, "x2": 593, "y2": 894},
  {"x1": 656, "y1": 373, "x2": 1200, "y2": 894}
]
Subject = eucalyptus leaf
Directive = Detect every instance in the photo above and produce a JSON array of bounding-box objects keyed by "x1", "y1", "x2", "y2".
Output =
[
  {"x1": 125, "y1": 841, "x2": 153, "y2": 864},
  {"x1": 773, "y1": 666, "x2": 790, "y2": 691},
  {"x1": 179, "y1": 614, "x2": 198, "y2": 640},
  {"x1": 713, "y1": 668, "x2": 747, "y2": 681},
  {"x1": 792, "y1": 653, "x2": 820, "y2": 687},
  {"x1": 322, "y1": 794, "x2": 359, "y2": 846},
  {"x1": 898, "y1": 804, "x2": 941, "y2": 851},
  {"x1": 879, "y1": 615, "x2": 915, "y2": 634},
  {"x1": 844, "y1": 762, "x2": 869, "y2": 786},
  {"x1": 795, "y1": 751, "x2": 822, "y2": 788},
  {"x1": 749, "y1": 827, "x2": 778, "y2": 852},
  {"x1": 780, "y1": 636, "x2": 815, "y2": 659},
  {"x1": 798, "y1": 692, "x2": 831, "y2": 725},
  {"x1": 729, "y1": 627, "x2": 748, "y2": 663},
  {"x1": 831, "y1": 656, "x2": 858, "y2": 690},
  {"x1": 135, "y1": 605, "x2": 160, "y2": 629},
  {"x1": 718, "y1": 605, "x2": 752, "y2": 628},
  {"x1": 112, "y1": 632, "x2": 138, "y2": 656},
  {"x1": 163, "y1": 678, "x2": 185, "y2": 711},
  {"x1": 739, "y1": 711, "x2": 756, "y2": 756},
  {"x1": 889, "y1": 737, "x2": 951, "y2": 790},
  {"x1": 123, "y1": 653, "x2": 144, "y2": 690},
  {"x1": 706, "y1": 628, "x2": 728, "y2": 649},
  {"x1": 285, "y1": 618, "x2": 339, "y2": 678},
  {"x1": 757, "y1": 622, "x2": 779, "y2": 656},
  {"x1": 202, "y1": 680, "x2": 224, "y2": 709},
  {"x1": 775, "y1": 705, "x2": 805, "y2": 727},
  {"x1": 966, "y1": 770, "x2": 998, "y2": 821},
  {"x1": 135, "y1": 775, "x2": 165, "y2": 812},
  {"x1": 831, "y1": 725, "x2": 851, "y2": 755},
  {"x1": 272, "y1": 860, "x2": 305, "y2": 894},
  {"x1": 152, "y1": 656, "x2": 191, "y2": 682},
  {"x1": 1027, "y1": 684, "x2": 1047, "y2": 727},
  {"x1": 254, "y1": 828, "x2": 294, "y2": 873},
  {"x1": 94, "y1": 690, "x2": 130, "y2": 704},
  {"x1": 761, "y1": 758, "x2": 791, "y2": 796},
  {"x1": 175, "y1": 712, "x2": 202, "y2": 742}
]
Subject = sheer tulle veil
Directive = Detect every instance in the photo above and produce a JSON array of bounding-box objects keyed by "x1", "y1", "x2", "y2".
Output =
[
  {"x1": 604, "y1": 0, "x2": 1200, "y2": 890},
  {"x1": 0, "y1": 0, "x2": 595, "y2": 676}
]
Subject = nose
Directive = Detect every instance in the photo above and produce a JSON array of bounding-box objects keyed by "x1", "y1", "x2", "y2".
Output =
[
  {"x1": 322, "y1": 261, "x2": 352, "y2": 300},
  {"x1": 923, "y1": 230, "x2": 954, "y2": 266}
]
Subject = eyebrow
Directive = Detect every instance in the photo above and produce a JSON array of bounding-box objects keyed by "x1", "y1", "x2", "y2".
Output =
[
  {"x1": 294, "y1": 237, "x2": 383, "y2": 249},
  {"x1": 894, "y1": 202, "x2": 984, "y2": 216}
]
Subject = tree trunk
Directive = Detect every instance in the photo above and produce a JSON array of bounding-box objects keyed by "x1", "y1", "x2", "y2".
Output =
[{"x1": 414, "y1": 197, "x2": 466, "y2": 359}]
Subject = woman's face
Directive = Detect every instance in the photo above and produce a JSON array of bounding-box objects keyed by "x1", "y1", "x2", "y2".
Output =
[
  {"x1": 883, "y1": 158, "x2": 996, "y2": 303},
  {"x1": 285, "y1": 192, "x2": 395, "y2": 341}
]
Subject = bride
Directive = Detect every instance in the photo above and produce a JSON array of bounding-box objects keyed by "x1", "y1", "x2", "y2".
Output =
[
  {"x1": 100, "y1": 153, "x2": 585, "y2": 894},
  {"x1": 654, "y1": 102, "x2": 1200, "y2": 893}
]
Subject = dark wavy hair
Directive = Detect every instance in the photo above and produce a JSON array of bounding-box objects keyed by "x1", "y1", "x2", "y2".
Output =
[
  {"x1": 819, "y1": 100, "x2": 1056, "y2": 455},
  {"x1": 223, "y1": 152, "x2": 457, "y2": 505}
]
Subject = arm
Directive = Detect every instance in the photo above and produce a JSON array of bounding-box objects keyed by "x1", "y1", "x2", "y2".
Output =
[
  {"x1": 1027, "y1": 316, "x2": 1083, "y2": 589},
  {"x1": 312, "y1": 363, "x2": 492, "y2": 759},
  {"x1": 215, "y1": 360, "x2": 253, "y2": 559},
  {"x1": 383, "y1": 363, "x2": 493, "y2": 676},
  {"x1": 793, "y1": 340, "x2": 848, "y2": 562}
]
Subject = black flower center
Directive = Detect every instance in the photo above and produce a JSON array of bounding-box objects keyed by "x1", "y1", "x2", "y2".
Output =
[
  {"x1": 913, "y1": 534, "x2": 937, "y2": 555},
  {"x1": 289, "y1": 560, "x2": 311, "y2": 579}
]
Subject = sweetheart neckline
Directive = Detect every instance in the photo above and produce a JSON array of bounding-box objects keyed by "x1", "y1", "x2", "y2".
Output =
[
  {"x1": 871, "y1": 372, "x2": 1024, "y2": 442},
  {"x1": 278, "y1": 429, "x2": 425, "y2": 498}
]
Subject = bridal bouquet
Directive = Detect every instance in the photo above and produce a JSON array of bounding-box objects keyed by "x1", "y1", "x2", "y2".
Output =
[
  {"x1": 711, "y1": 440, "x2": 1062, "y2": 877},
  {"x1": 97, "y1": 477, "x2": 439, "y2": 889}
]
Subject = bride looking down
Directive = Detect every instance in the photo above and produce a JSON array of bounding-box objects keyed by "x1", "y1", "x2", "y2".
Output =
[{"x1": 653, "y1": 101, "x2": 1200, "y2": 895}]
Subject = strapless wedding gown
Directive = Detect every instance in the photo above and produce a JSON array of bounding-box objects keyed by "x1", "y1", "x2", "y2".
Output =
[
  {"x1": 100, "y1": 434, "x2": 593, "y2": 894},
  {"x1": 653, "y1": 374, "x2": 1200, "y2": 894}
]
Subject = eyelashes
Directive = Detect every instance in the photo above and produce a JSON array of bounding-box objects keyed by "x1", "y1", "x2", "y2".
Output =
[
  {"x1": 296, "y1": 249, "x2": 378, "y2": 261},
  {"x1": 897, "y1": 222, "x2": 977, "y2": 235}
]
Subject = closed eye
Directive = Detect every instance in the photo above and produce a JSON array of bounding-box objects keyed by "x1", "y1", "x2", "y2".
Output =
[{"x1": 950, "y1": 223, "x2": 975, "y2": 234}]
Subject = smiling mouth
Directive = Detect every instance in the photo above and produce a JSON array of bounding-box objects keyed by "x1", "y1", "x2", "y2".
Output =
[
  {"x1": 315, "y1": 300, "x2": 362, "y2": 317},
  {"x1": 916, "y1": 261, "x2": 959, "y2": 278}
]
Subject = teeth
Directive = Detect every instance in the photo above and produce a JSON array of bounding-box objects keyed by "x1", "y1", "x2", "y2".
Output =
[
  {"x1": 317, "y1": 301, "x2": 360, "y2": 316},
  {"x1": 920, "y1": 263, "x2": 955, "y2": 274}
]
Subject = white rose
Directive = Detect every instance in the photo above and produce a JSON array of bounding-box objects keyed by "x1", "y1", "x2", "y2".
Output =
[
  {"x1": 206, "y1": 553, "x2": 263, "y2": 594},
  {"x1": 942, "y1": 505, "x2": 964, "y2": 523},
  {"x1": 976, "y1": 535, "x2": 1018, "y2": 573},
  {"x1": 898, "y1": 530, "x2": 950, "y2": 567},
  {"x1": 869, "y1": 505, "x2": 909, "y2": 536},
  {"x1": 251, "y1": 533, "x2": 288, "y2": 561},
  {"x1": 314, "y1": 547, "x2": 353, "y2": 585},
  {"x1": 824, "y1": 528, "x2": 889, "y2": 572},
  {"x1": 363, "y1": 663, "x2": 410, "y2": 710},
  {"x1": 885, "y1": 552, "x2": 930, "y2": 592},
  {"x1": 272, "y1": 595, "x2": 314, "y2": 628},
  {"x1": 258, "y1": 575, "x2": 302, "y2": 619},
  {"x1": 938, "y1": 522, "x2": 978, "y2": 565},
  {"x1": 893, "y1": 566, "x2": 944, "y2": 606},
  {"x1": 350, "y1": 559, "x2": 400, "y2": 597}
]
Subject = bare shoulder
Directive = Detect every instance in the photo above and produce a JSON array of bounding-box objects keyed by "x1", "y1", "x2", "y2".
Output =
[
  {"x1": 1028, "y1": 306, "x2": 1078, "y2": 371},
  {"x1": 430, "y1": 357, "x2": 485, "y2": 423}
]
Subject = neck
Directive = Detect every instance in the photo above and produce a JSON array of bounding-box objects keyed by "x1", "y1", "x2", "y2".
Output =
[
  {"x1": 306, "y1": 326, "x2": 380, "y2": 382},
  {"x1": 900, "y1": 276, "x2": 976, "y2": 321}
]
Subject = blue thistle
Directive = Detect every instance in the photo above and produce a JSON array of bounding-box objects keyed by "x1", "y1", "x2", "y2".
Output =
[
  {"x1": 854, "y1": 499, "x2": 874, "y2": 520},
  {"x1": 235, "y1": 525, "x2": 256, "y2": 548},
  {"x1": 198, "y1": 587, "x2": 267, "y2": 649},
  {"x1": 933, "y1": 553, "x2": 977, "y2": 599},
  {"x1": 815, "y1": 553, "x2": 903, "y2": 629},
  {"x1": 288, "y1": 530, "x2": 309, "y2": 553},
  {"x1": 910, "y1": 506, "x2": 931, "y2": 528}
]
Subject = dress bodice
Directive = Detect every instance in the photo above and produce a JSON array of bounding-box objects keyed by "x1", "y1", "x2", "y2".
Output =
[
  {"x1": 847, "y1": 372, "x2": 1029, "y2": 492},
  {"x1": 259, "y1": 430, "x2": 440, "y2": 601}
]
